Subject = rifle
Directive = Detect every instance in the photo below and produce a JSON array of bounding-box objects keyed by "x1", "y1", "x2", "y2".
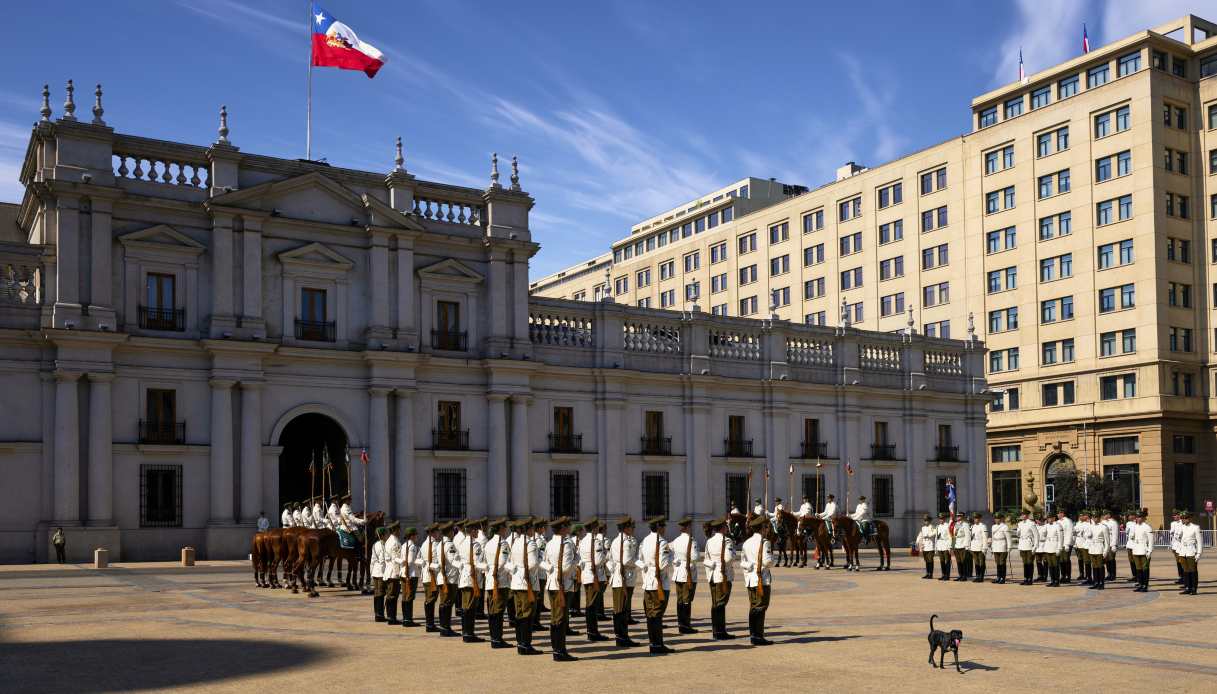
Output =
[
  {"x1": 555, "y1": 536, "x2": 567, "y2": 612},
  {"x1": 685, "y1": 532, "x2": 695, "y2": 588},
  {"x1": 590, "y1": 532, "x2": 602, "y2": 595},
  {"x1": 653, "y1": 535, "x2": 666, "y2": 603},
  {"x1": 438, "y1": 539, "x2": 450, "y2": 601},
  {"x1": 492, "y1": 536, "x2": 503, "y2": 604},
  {"x1": 469, "y1": 537, "x2": 482, "y2": 599},
  {"x1": 523, "y1": 534, "x2": 535, "y2": 603}
]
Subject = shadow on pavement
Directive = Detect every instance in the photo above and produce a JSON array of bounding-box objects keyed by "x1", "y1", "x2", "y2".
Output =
[
  {"x1": 576, "y1": 631, "x2": 859, "y2": 660},
  {"x1": 0, "y1": 639, "x2": 330, "y2": 693},
  {"x1": 959, "y1": 660, "x2": 1000, "y2": 673}
]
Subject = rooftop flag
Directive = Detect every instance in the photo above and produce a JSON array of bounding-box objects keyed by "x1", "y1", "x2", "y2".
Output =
[
  {"x1": 1082, "y1": 23, "x2": 1091, "y2": 54},
  {"x1": 311, "y1": 3, "x2": 385, "y2": 78},
  {"x1": 1019, "y1": 48, "x2": 1027, "y2": 84}
]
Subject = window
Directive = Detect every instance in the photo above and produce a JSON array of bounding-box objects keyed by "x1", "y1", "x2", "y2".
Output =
[
  {"x1": 840, "y1": 267, "x2": 863, "y2": 289},
  {"x1": 433, "y1": 468, "x2": 467, "y2": 521},
  {"x1": 710, "y1": 273, "x2": 727, "y2": 294},
  {"x1": 805, "y1": 311, "x2": 827, "y2": 326},
  {"x1": 1174, "y1": 463, "x2": 1195, "y2": 511},
  {"x1": 837, "y1": 198, "x2": 861, "y2": 222},
  {"x1": 1164, "y1": 104, "x2": 1187, "y2": 129},
  {"x1": 1164, "y1": 148, "x2": 1188, "y2": 174},
  {"x1": 1039, "y1": 253, "x2": 1072, "y2": 282},
  {"x1": 637, "y1": 298, "x2": 650, "y2": 308},
  {"x1": 726, "y1": 473, "x2": 749, "y2": 513},
  {"x1": 1095, "y1": 151, "x2": 1131, "y2": 181},
  {"x1": 737, "y1": 232, "x2": 757, "y2": 254},
  {"x1": 642, "y1": 471, "x2": 669, "y2": 519},
  {"x1": 1173, "y1": 435, "x2": 1196, "y2": 455},
  {"x1": 770, "y1": 254, "x2": 790, "y2": 276},
  {"x1": 1096, "y1": 195, "x2": 1132, "y2": 225},
  {"x1": 695, "y1": 217, "x2": 705, "y2": 233},
  {"x1": 844, "y1": 301, "x2": 864, "y2": 323},
  {"x1": 1103, "y1": 437, "x2": 1140, "y2": 456},
  {"x1": 1168, "y1": 282, "x2": 1192, "y2": 308},
  {"x1": 990, "y1": 388, "x2": 1020, "y2": 412},
  {"x1": 802, "y1": 473, "x2": 828, "y2": 511},
  {"x1": 1117, "y1": 51, "x2": 1141, "y2": 76},
  {"x1": 1040, "y1": 296, "x2": 1073, "y2": 323},
  {"x1": 991, "y1": 471, "x2": 1022, "y2": 513},
  {"x1": 987, "y1": 266, "x2": 1017, "y2": 293},
  {"x1": 1038, "y1": 212, "x2": 1071, "y2": 240},
  {"x1": 922, "y1": 281, "x2": 949, "y2": 307},
  {"x1": 739, "y1": 264, "x2": 758, "y2": 285},
  {"x1": 1037, "y1": 170, "x2": 1068, "y2": 198},
  {"x1": 1099, "y1": 373, "x2": 1136, "y2": 400},
  {"x1": 921, "y1": 205, "x2": 948, "y2": 231},
  {"x1": 986, "y1": 227, "x2": 1016, "y2": 253},
  {"x1": 991, "y1": 445, "x2": 1022, "y2": 463},
  {"x1": 769, "y1": 221, "x2": 790, "y2": 244},
  {"x1": 804, "y1": 277, "x2": 826, "y2": 299},
  {"x1": 984, "y1": 145, "x2": 1014, "y2": 174},
  {"x1": 683, "y1": 252, "x2": 700, "y2": 273},
  {"x1": 1041, "y1": 381, "x2": 1075, "y2": 406},
  {"x1": 710, "y1": 242, "x2": 728, "y2": 264},
  {"x1": 935, "y1": 477, "x2": 953, "y2": 515},
  {"x1": 1058, "y1": 74, "x2": 1078, "y2": 98},
  {"x1": 1031, "y1": 86, "x2": 1050, "y2": 109},
  {"x1": 636, "y1": 268, "x2": 651, "y2": 288},
  {"x1": 803, "y1": 244, "x2": 824, "y2": 266},
  {"x1": 614, "y1": 276, "x2": 629, "y2": 295},
  {"x1": 1170, "y1": 371, "x2": 1195, "y2": 397},
  {"x1": 871, "y1": 475, "x2": 894, "y2": 518},
  {"x1": 877, "y1": 181, "x2": 902, "y2": 209},
  {"x1": 771, "y1": 287, "x2": 790, "y2": 308},
  {"x1": 549, "y1": 471, "x2": 578, "y2": 518},
  {"x1": 988, "y1": 347, "x2": 1019, "y2": 373},
  {"x1": 1167, "y1": 237, "x2": 1191, "y2": 263},
  {"x1": 1100, "y1": 328, "x2": 1136, "y2": 356},
  {"x1": 979, "y1": 106, "x2": 997, "y2": 128},
  {"x1": 143, "y1": 389, "x2": 180, "y2": 444},
  {"x1": 1169, "y1": 327, "x2": 1193, "y2": 353},
  {"x1": 1086, "y1": 63, "x2": 1109, "y2": 88},
  {"x1": 920, "y1": 167, "x2": 947, "y2": 194},
  {"x1": 986, "y1": 186, "x2": 1015, "y2": 214},
  {"x1": 1094, "y1": 112, "x2": 1110, "y2": 138},
  {"x1": 1115, "y1": 105, "x2": 1130, "y2": 131},
  {"x1": 802, "y1": 210, "x2": 824, "y2": 234},
  {"x1": 739, "y1": 295, "x2": 758, "y2": 315},
  {"x1": 706, "y1": 211, "x2": 720, "y2": 229},
  {"x1": 684, "y1": 281, "x2": 699, "y2": 302},
  {"x1": 710, "y1": 303, "x2": 726, "y2": 315},
  {"x1": 880, "y1": 292, "x2": 905, "y2": 317},
  {"x1": 879, "y1": 255, "x2": 904, "y2": 280},
  {"x1": 300, "y1": 287, "x2": 326, "y2": 322},
  {"x1": 660, "y1": 289, "x2": 675, "y2": 308},
  {"x1": 839, "y1": 231, "x2": 863, "y2": 256},
  {"x1": 1105, "y1": 464, "x2": 1141, "y2": 509},
  {"x1": 1041, "y1": 338, "x2": 1074, "y2": 365},
  {"x1": 1004, "y1": 95, "x2": 1023, "y2": 118},
  {"x1": 988, "y1": 306, "x2": 1018, "y2": 333},
  {"x1": 923, "y1": 320, "x2": 949, "y2": 338},
  {"x1": 921, "y1": 243, "x2": 948, "y2": 270},
  {"x1": 659, "y1": 260, "x2": 675, "y2": 280},
  {"x1": 1165, "y1": 193, "x2": 1190, "y2": 219},
  {"x1": 878, "y1": 219, "x2": 903, "y2": 244},
  {"x1": 140, "y1": 464, "x2": 182, "y2": 527}
]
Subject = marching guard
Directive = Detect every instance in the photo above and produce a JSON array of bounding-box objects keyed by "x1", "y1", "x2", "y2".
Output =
[
  {"x1": 638, "y1": 516, "x2": 675, "y2": 655},
  {"x1": 671, "y1": 516, "x2": 701, "y2": 635},
  {"x1": 741, "y1": 515, "x2": 774, "y2": 646},
  {"x1": 703, "y1": 515, "x2": 736, "y2": 640},
  {"x1": 455, "y1": 519, "x2": 487, "y2": 643},
  {"x1": 934, "y1": 512, "x2": 953, "y2": 580},
  {"x1": 1127, "y1": 510, "x2": 1153, "y2": 592},
  {"x1": 968, "y1": 512, "x2": 988, "y2": 582},
  {"x1": 916, "y1": 515, "x2": 936, "y2": 579},
  {"x1": 577, "y1": 518, "x2": 610, "y2": 642},
  {"x1": 1178, "y1": 511, "x2": 1202, "y2": 595},
  {"x1": 607, "y1": 515, "x2": 642, "y2": 647},
  {"x1": 483, "y1": 518, "x2": 513, "y2": 648},
  {"x1": 542, "y1": 516, "x2": 580, "y2": 662},
  {"x1": 400, "y1": 526, "x2": 420, "y2": 627},
  {"x1": 370, "y1": 525, "x2": 388, "y2": 622},
  {"x1": 383, "y1": 522, "x2": 403, "y2": 624},
  {"x1": 990, "y1": 512, "x2": 1009, "y2": 584},
  {"x1": 509, "y1": 518, "x2": 543, "y2": 656}
]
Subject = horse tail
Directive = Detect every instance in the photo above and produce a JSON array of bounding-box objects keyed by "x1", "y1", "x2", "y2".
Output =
[{"x1": 930, "y1": 614, "x2": 938, "y2": 633}]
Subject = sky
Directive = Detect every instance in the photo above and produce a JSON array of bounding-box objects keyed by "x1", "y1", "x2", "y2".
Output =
[{"x1": 0, "y1": 0, "x2": 1201, "y2": 278}]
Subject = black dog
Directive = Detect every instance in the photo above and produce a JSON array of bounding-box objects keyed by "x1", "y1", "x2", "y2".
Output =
[{"x1": 927, "y1": 614, "x2": 963, "y2": 672}]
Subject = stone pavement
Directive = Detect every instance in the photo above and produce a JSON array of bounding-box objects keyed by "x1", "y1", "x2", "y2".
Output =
[{"x1": 1, "y1": 551, "x2": 1215, "y2": 693}]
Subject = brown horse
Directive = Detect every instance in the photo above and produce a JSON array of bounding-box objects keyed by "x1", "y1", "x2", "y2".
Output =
[
  {"x1": 773, "y1": 510, "x2": 801, "y2": 567},
  {"x1": 800, "y1": 516, "x2": 835, "y2": 569},
  {"x1": 251, "y1": 530, "x2": 279, "y2": 587},
  {"x1": 293, "y1": 529, "x2": 340, "y2": 597},
  {"x1": 833, "y1": 517, "x2": 892, "y2": 571},
  {"x1": 272, "y1": 527, "x2": 306, "y2": 591}
]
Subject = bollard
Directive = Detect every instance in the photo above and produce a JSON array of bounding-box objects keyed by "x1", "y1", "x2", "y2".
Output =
[
  {"x1": 94, "y1": 548, "x2": 109, "y2": 569},
  {"x1": 181, "y1": 546, "x2": 196, "y2": 566}
]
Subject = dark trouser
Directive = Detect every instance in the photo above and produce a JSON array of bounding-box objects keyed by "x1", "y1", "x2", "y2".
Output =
[
  {"x1": 439, "y1": 583, "x2": 456, "y2": 631},
  {"x1": 1131, "y1": 554, "x2": 1150, "y2": 591},
  {"x1": 953, "y1": 549, "x2": 968, "y2": 578},
  {"x1": 994, "y1": 552, "x2": 1006, "y2": 581},
  {"x1": 460, "y1": 587, "x2": 482, "y2": 637},
  {"x1": 644, "y1": 589, "x2": 670, "y2": 648},
  {"x1": 1181, "y1": 556, "x2": 1198, "y2": 594},
  {"x1": 1046, "y1": 552, "x2": 1059, "y2": 584},
  {"x1": 513, "y1": 590, "x2": 536, "y2": 651},
  {"x1": 423, "y1": 582, "x2": 438, "y2": 628},
  {"x1": 1035, "y1": 553, "x2": 1047, "y2": 581},
  {"x1": 402, "y1": 577, "x2": 417, "y2": 624},
  {"x1": 1020, "y1": 550, "x2": 1034, "y2": 583},
  {"x1": 1090, "y1": 554, "x2": 1105, "y2": 588},
  {"x1": 1105, "y1": 551, "x2": 1117, "y2": 581},
  {"x1": 710, "y1": 581, "x2": 732, "y2": 636},
  {"x1": 1076, "y1": 548, "x2": 1090, "y2": 582},
  {"x1": 676, "y1": 580, "x2": 697, "y2": 630},
  {"x1": 373, "y1": 577, "x2": 386, "y2": 620},
  {"x1": 53, "y1": 544, "x2": 65, "y2": 563},
  {"x1": 583, "y1": 583, "x2": 604, "y2": 636},
  {"x1": 384, "y1": 577, "x2": 401, "y2": 622},
  {"x1": 971, "y1": 551, "x2": 986, "y2": 579},
  {"x1": 484, "y1": 587, "x2": 508, "y2": 643},
  {"x1": 938, "y1": 550, "x2": 951, "y2": 578},
  {"x1": 616, "y1": 585, "x2": 637, "y2": 623},
  {"x1": 922, "y1": 551, "x2": 934, "y2": 577},
  {"x1": 1059, "y1": 549, "x2": 1072, "y2": 581},
  {"x1": 1127, "y1": 549, "x2": 1135, "y2": 580},
  {"x1": 747, "y1": 584, "x2": 770, "y2": 642}
]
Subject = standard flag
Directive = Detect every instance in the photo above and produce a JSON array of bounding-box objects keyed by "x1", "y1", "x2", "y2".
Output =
[
  {"x1": 360, "y1": 447, "x2": 369, "y2": 465},
  {"x1": 1019, "y1": 48, "x2": 1027, "y2": 84},
  {"x1": 311, "y1": 3, "x2": 385, "y2": 78},
  {"x1": 945, "y1": 478, "x2": 957, "y2": 515},
  {"x1": 1082, "y1": 24, "x2": 1091, "y2": 54},
  {"x1": 846, "y1": 462, "x2": 854, "y2": 476}
]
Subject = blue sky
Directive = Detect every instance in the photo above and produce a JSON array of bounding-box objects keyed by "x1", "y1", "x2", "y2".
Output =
[{"x1": 0, "y1": 0, "x2": 1198, "y2": 278}]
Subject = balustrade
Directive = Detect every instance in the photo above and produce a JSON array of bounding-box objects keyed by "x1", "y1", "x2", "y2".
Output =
[
  {"x1": 529, "y1": 312, "x2": 593, "y2": 347},
  {"x1": 113, "y1": 153, "x2": 209, "y2": 189},
  {"x1": 622, "y1": 320, "x2": 681, "y2": 354},
  {"x1": 708, "y1": 328, "x2": 761, "y2": 361},
  {"x1": 412, "y1": 196, "x2": 483, "y2": 226}
]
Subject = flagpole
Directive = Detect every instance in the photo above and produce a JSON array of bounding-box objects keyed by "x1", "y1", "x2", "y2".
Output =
[{"x1": 306, "y1": 1, "x2": 313, "y2": 160}]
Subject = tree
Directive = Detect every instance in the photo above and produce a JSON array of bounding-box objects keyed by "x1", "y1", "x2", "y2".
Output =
[{"x1": 1050, "y1": 470, "x2": 1131, "y2": 516}]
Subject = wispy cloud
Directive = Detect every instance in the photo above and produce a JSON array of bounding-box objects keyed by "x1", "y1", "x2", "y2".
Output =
[
  {"x1": 1099, "y1": 0, "x2": 1196, "y2": 41},
  {"x1": 991, "y1": 0, "x2": 1087, "y2": 87},
  {"x1": 0, "y1": 120, "x2": 33, "y2": 202}
]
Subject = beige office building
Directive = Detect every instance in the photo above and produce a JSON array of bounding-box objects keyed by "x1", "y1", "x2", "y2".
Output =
[{"x1": 534, "y1": 14, "x2": 1217, "y2": 526}]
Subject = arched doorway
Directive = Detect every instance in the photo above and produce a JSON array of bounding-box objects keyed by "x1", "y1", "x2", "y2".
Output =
[
  {"x1": 1043, "y1": 454, "x2": 1075, "y2": 516},
  {"x1": 278, "y1": 413, "x2": 350, "y2": 510}
]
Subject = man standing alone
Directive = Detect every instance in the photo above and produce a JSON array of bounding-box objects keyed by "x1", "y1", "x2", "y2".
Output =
[{"x1": 51, "y1": 527, "x2": 66, "y2": 564}]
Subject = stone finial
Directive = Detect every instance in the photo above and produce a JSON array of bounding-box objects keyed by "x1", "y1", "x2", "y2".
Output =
[
  {"x1": 967, "y1": 311, "x2": 975, "y2": 340},
  {"x1": 510, "y1": 155, "x2": 521, "y2": 191},
  {"x1": 393, "y1": 136, "x2": 404, "y2": 172},
  {"x1": 62, "y1": 79, "x2": 76, "y2": 121},
  {"x1": 906, "y1": 306, "x2": 915, "y2": 332},
  {"x1": 39, "y1": 84, "x2": 51, "y2": 122},
  {"x1": 603, "y1": 265, "x2": 612, "y2": 298},
  {"x1": 490, "y1": 152, "x2": 501, "y2": 189},
  {"x1": 216, "y1": 105, "x2": 230, "y2": 144},
  {"x1": 91, "y1": 84, "x2": 105, "y2": 125},
  {"x1": 841, "y1": 297, "x2": 851, "y2": 328}
]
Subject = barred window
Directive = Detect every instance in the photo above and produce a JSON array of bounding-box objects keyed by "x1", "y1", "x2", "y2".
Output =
[
  {"x1": 871, "y1": 474, "x2": 894, "y2": 517},
  {"x1": 550, "y1": 470, "x2": 579, "y2": 518},
  {"x1": 726, "y1": 473, "x2": 748, "y2": 512},
  {"x1": 140, "y1": 464, "x2": 182, "y2": 527},
  {"x1": 801, "y1": 473, "x2": 827, "y2": 510},
  {"x1": 433, "y1": 468, "x2": 467, "y2": 520},
  {"x1": 642, "y1": 471, "x2": 669, "y2": 519}
]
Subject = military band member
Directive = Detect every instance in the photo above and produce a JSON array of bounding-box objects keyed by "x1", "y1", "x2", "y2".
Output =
[
  {"x1": 606, "y1": 515, "x2": 641, "y2": 647},
  {"x1": 989, "y1": 513, "x2": 1009, "y2": 583},
  {"x1": 281, "y1": 504, "x2": 294, "y2": 528},
  {"x1": 455, "y1": 519, "x2": 487, "y2": 643},
  {"x1": 509, "y1": 519, "x2": 543, "y2": 656},
  {"x1": 1056, "y1": 510, "x2": 1074, "y2": 583},
  {"x1": 1169, "y1": 511, "x2": 1184, "y2": 585},
  {"x1": 1016, "y1": 511, "x2": 1036, "y2": 585},
  {"x1": 934, "y1": 512, "x2": 953, "y2": 580},
  {"x1": 400, "y1": 526, "x2": 420, "y2": 627},
  {"x1": 1088, "y1": 512, "x2": 1109, "y2": 590},
  {"x1": 638, "y1": 516, "x2": 675, "y2": 655},
  {"x1": 370, "y1": 526, "x2": 388, "y2": 622},
  {"x1": 1044, "y1": 513, "x2": 1062, "y2": 587},
  {"x1": 741, "y1": 515, "x2": 774, "y2": 646},
  {"x1": 577, "y1": 517, "x2": 610, "y2": 642},
  {"x1": 1127, "y1": 511, "x2": 1153, "y2": 592},
  {"x1": 703, "y1": 515, "x2": 737, "y2": 640},
  {"x1": 1177, "y1": 511, "x2": 1202, "y2": 595},
  {"x1": 968, "y1": 512, "x2": 988, "y2": 582},
  {"x1": 916, "y1": 515, "x2": 936, "y2": 579},
  {"x1": 1075, "y1": 511, "x2": 1092, "y2": 584},
  {"x1": 541, "y1": 516, "x2": 580, "y2": 662},
  {"x1": 671, "y1": 516, "x2": 701, "y2": 635},
  {"x1": 482, "y1": 518, "x2": 513, "y2": 648},
  {"x1": 383, "y1": 522, "x2": 403, "y2": 624}
]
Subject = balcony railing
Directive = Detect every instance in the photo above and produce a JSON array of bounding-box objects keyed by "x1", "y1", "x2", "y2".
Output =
[
  {"x1": 432, "y1": 428, "x2": 470, "y2": 451},
  {"x1": 723, "y1": 438, "x2": 753, "y2": 457},
  {"x1": 137, "y1": 305, "x2": 185, "y2": 331},
  {"x1": 139, "y1": 420, "x2": 186, "y2": 445},
  {"x1": 799, "y1": 441, "x2": 828, "y2": 459},
  {"x1": 548, "y1": 433, "x2": 583, "y2": 453},
  {"x1": 431, "y1": 329, "x2": 468, "y2": 351},
  {"x1": 870, "y1": 443, "x2": 896, "y2": 460},
  {"x1": 934, "y1": 445, "x2": 960, "y2": 462},
  {"x1": 640, "y1": 436, "x2": 672, "y2": 455},
  {"x1": 295, "y1": 319, "x2": 336, "y2": 342}
]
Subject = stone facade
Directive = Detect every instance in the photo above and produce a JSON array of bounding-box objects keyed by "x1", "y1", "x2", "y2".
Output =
[{"x1": 0, "y1": 87, "x2": 985, "y2": 563}]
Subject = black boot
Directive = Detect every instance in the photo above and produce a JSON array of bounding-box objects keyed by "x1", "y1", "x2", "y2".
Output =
[
  {"x1": 516, "y1": 619, "x2": 540, "y2": 655},
  {"x1": 714, "y1": 605, "x2": 735, "y2": 639},
  {"x1": 439, "y1": 604, "x2": 458, "y2": 636},
  {"x1": 1191, "y1": 572, "x2": 1199, "y2": 595},
  {"x1": 490, "y1": 614, "x2": 512, "y2": 648},
  {"x1": 402, "y1": 600, "x2": 418, "y2": 627},
  {"x1": 424, "y1": 601, "x2": 439, "y2": 632},
  {"x1": 678, "y1": 602, "x2": 697, "y2": 634},
  {"x1": 386, "y1": 597, "x2": 400, "y2": 625},
  {"x1": 613, "y1": 612, "x2": 639, "y2": 647},
  {"x1": 1048, "y1": 565, "x2": 1059, "y2": 587},
  {"x1": 551, "y1": 625, "x2": 577, "y2": 662},
  {"x1": 648, "y1": 616, "x2": 675, "y2": 655},
  {"x1": 462, "y1": 608, "x2": 485, "y2": 643},
  {"x1": 749, "y1": 609, "x2": 772, "y2": 646},
  {"x1": 373, "y1": 596, "x2": 386, "y2": 622}
]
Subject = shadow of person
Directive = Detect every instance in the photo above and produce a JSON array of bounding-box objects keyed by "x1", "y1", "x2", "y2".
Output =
[
  {"x1": 958, "y1": 660, "x2": 1000, "y2": 673},
  {"x1": 0, "y1": 639, "x2": 330, "y2": 693},
  {"x1": 779, "y1": 634, "x2": 861, "y2": 645}
]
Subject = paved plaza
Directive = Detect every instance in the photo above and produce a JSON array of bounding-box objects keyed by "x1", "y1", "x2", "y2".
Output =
[{"x1": 1, "y1": 551, "x2": 1214, "y2": 693}]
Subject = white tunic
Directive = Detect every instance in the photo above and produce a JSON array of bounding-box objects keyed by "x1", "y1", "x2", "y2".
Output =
[
  {"x1": 312, "y1": 504, "x2": 325, "y2": 529},
  {"x1": 819, "y1": 501, "x2": 837, "y2": 520},
  {"x1": 1090, "y1": 522, "x2": 1110, "y2": 556},
  {"x1": 483, "y1": 535, "x2": 513, "y2": 591},
  {"x1": 1035, "y1": 523, "x2": 1047, "y2": 552},
  {"x1": 990, "y1": 523, "x2": 1010, "y2": 553},
  {"x1": 849, "y1": 503, "x2": 870, "y2": 522},
  {"x1": 670, "y1": 532, "x2": 701, "y2": 584},
  {"x1": 400, "y1": 539, "x2": 420, "y2": 578},
  {"x1": 1128, "y1": 522, "x2": 1154, "y2": 557},
  {"x1": 1043, "y1": 521, "x2": 1062, "y2": 554},
  {"x1": 383, "y1": 535, "x2": 402, "y2": 580},
  {"x1": 796, "y1": 502, "x2": 813, "y2": 518},
  {"x1": 577, "y1": 532, "x2": 607, "y2": 585},
  {"x1": 292, "y1": 509, "x2": 304, "y2": 527},
  {"x1": 1170, "y1": 520, "x2": 1182, "y2": 552},
  {"x1": 969, "y1": 523, "x2": 989, "y2": 552},
  {"x1": 370, "y1": 539, "x2": 386, "y2": 579},
  {"x1": 1058, "y1": 517, "x2": 1074, "y2": 549},
  {"x1": 541, "y1": 535, "x2": 579, "y2": 592},
  {"x1": 1016, "y1": 520, "x2": 1036, "y2": 551},
  {"x1": 1076, "y1": 520, "x2": 1092, "y2": 550},
  {"x1": 454, "y1": 533, "x2": 486, "y2": 589},
  {"x1": 326, "y1": 504, "x2": 343, "y2": 530},
  {"x1": 636, "y1": 531, "x2": 673, "y2": 591},
  {"x1": 508, "y1": 534, "x2": 541, "y2": 591},
  {"x1": 953, "y1": 521, "x2": 971, "y2": 550},
  {"x1": 281, "y1": 509, "x2": 293, "y2": 528},
  {"x1": 1177, "y1": 523, "x2": 1202, "y2": 559},
  {"x1": 607, "y1": 533, "x2": 639, "y2": 588},
  {"x1": 916, "y1": 524, "x2": 936, "y2": 553},
  {"x1": 934, "y1": 523, "x2": 952, "y2": 552},
  {"x1": 417, "y1": 536, "x2": 454, "y2": 586},
  {"x1": 340, "y1": 503, "x2": 366, "y2": 527},
  {"x1": 702, "y1": 532, "x2": 736, "y2": 584},
  {"x1": 740, "y1": 533, "x2": 773, "y2": 587}
]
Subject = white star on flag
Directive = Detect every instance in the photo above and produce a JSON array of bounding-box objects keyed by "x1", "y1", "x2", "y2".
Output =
[{"x1": 315, "y1": 12, "x2": 325, "y2": 24}]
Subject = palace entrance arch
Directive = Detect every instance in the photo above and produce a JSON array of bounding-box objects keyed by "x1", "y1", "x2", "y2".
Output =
[{"x1": 277, "y1": 412, "x2": 350, "y2": 509}]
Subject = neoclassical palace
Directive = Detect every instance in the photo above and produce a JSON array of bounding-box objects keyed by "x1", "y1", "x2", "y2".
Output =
[{"x1": 0, "y1": 86, "x2": 986, "y2": 562}]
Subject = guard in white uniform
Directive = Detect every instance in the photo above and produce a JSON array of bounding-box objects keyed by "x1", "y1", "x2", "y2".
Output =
[
  {"x1": 541, "y1": 516, "x2": 580, "y2": 662},
  {"x1": 796, "y1": 497, "x2": 814, "y2": 518},
  {"x1": 577, "y1": 517, "x2": 610, "y2": 642},
  {"x1": 326, "y1": 497, "x2": 342, "y2": 531},
  {"x1": 1056, "y1": 511, "x2": 1075, "y2": 583},
  {"x1": 508, "y1": 518, "x2": 543, "y2": 656},
  {"x1": 1033, "y1": 515, "x2": 1049, "y2": 582},
  {"x1": 482, "y1": 518, "x2": 513, "y2": 648},
  {"x1": 851, "y1": 497, "x2": 872, "y2": 543},
  {"x1": 311, "y1": 499, "x2": 325, "y2": 530},
  {"x1": 606, "y1": 516, "x2": 641, "y2": 646},
  {"x1": 1169, "y1": 511, "x2": 1184, "y2": 585},
  {"x1": 990, "y1": 512, "x2": 1010, "y2": 583},
  {"x1": 637, "y1": 516, "x2": 675, "y2": 655},
  {"x1": 370, "y1": 526, "x2": 388, "y2": 622},
  {"x1": 968, "y1": 512, "x2": 989, "y2": 582},
  {"x1": 454, "y1": 519, "x2": 487, "y2": 643},
  {"x1": 1101, "y1": 512, "x2": 1120, "y2": 582},
  {"x1": 952, "y1": 513, "x2": 972, "y2": 581},
  {"x1": 339, "y1": 494, "x2": 366, "y2": 530},
  {"x1": 1075, "y1": 511, "x2": 1093, "y2": 584},
  {"x1": 915, "y1": 515, "x2": 937, "y2": 579},
  {"x1": 291, "y1": 503, "x2": 304, "y2": 528},
  {"x1": 703, "y1": 515, "x2": 737, "y2": 640},
  {"x1": 1016, "y1": 511, "x2": 1036, "y2": 585},
  {"x1": 1088, "y1": 512, "x2": 1110, "y2": 590},
  {"x1": 1043, "y1": 514, "x2": 1062, "y2": 586},
  {"x1": 1177, "y1": 511, "x2": 1202, "y2": 595},
  {"x1": 934, "y1": 512, "x2": 953, "y2": 580},
  {"x1": 819, "y1": 495, "x2": 838, "y2": 538},
  {"x1": 740, "y1": 515, "x2": 774, "y2": 646},
  {"x1": 670, "y1": 516, "x2": 701, "y2": 635},
  {"x1": 280, "y1": 505, "x2": 293, "y2": 528},
  {"x1": 1127, "y1": 511, "x2": 1154, "y2": 592},
  {"x1": 399, "y1": 526, "x2": 420, "y2": 627},
  {"x1": 382, "y1": 522, "x2": 403, "y2": 624}
]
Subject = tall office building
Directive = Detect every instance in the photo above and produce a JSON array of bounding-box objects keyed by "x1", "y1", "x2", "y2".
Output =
[{"x1": 534, "y1": 14, "x2": 1217, "y2": 524}]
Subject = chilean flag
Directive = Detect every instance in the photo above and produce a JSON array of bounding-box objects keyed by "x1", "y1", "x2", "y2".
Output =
[
  {"x1": 1082, "y1": 24, "x2": 1091, "y2": 54},
  {"x1": 311, "y1": 4, "x2": 385, "y2": 78},
  {"x1": 945, "y1": 478, "x2": 956, "y2": 515}
]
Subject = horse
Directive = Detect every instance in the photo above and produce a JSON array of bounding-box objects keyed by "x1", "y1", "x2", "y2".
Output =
[
  {"x1": 834, "y1": 517, "x2": 892, "y2": 571},
  {"x1": 251, "y1": 530, "x2": 278, "y2": 587},
  {"x1": 773, "y1": 510, "x2": 801, "y2": 567},
  {"x1": 293, "y1": 529, "x2": 339, "y2": 597},
  {"x1": 800, "y1": 515, "x2": 834, "y2": 569}
]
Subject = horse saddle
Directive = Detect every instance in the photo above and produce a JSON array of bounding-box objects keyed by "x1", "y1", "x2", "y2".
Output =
[
  {"x1": 336, "y1": 529, "x2": 357, "y2": 550},
  {"x1": 859, "y1": 521, "x2": 874, "y2": 542}
]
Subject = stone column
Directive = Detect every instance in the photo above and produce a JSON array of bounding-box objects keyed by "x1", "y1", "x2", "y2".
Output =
[
  {"x1": 239, "y1": 382, "x2": 263, "y2": 523},
  {"x1": 88, "y1": 198, "x2": 113, "y2": 311},
  {"x1": 53, "y1": 196, "x2": 82, "y2": 326},
  {"x1": 209, "y1": 379, "x2": 235, "y2": 523},
  {"x1": 509, "y1": 395, "x2": 531, "y2": 516},
  {"x1": 487, "y1": 394, "x2": 509, "y2": 517},
  {"x1": 393, "y1": 389, "x2": 415, "y2": 519},
  {"x1": 86, "y1": 373, "x2": 114, "y2": 525},
  {"x1": 368, "y1": 388, "x2": 391, "y2": 513},
  {"x1": 395, "y1": 240, "x2": 416, "y2": 346},
  {"x1": 369, "y1": 234, "x2": 390, "y2": 331},
  {"x1": 511, "y1": 258, "x2": 530, "y2": 348},
  {"x1": 241, "y1": 219, "x2": 263, "y2": 324},
  {"x1": 53, "y1": 371, "x2": 81, "y2": 523},
  {"x1": 209, "y1": 216, "x2": 235, "y2": 334},
  {"x1": 599, "y1": 399, "x2": 625, "y2": 517}
]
